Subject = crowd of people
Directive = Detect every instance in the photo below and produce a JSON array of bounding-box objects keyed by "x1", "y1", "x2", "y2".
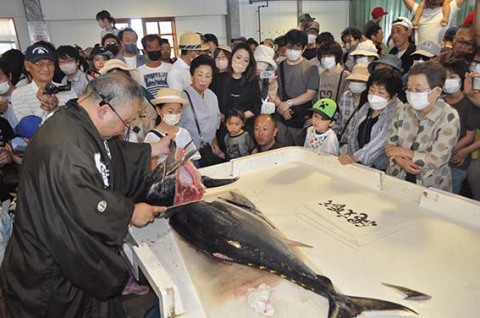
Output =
[{"x1": 0, "y1": 1, "x2": 479, "y2": 316}]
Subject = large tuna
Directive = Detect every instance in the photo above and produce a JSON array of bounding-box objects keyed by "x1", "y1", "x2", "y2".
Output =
[{"x1": 165, "y1": 192, "x2": 417, "y2": 318}]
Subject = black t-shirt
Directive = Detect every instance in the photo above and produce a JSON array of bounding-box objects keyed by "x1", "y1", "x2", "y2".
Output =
[{"x1": 214, "y1": 72, "x2": 262, "y2": 116}]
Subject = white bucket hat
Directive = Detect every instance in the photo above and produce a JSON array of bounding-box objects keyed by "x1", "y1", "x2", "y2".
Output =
[{"x1": 253, "y1": 45, "x2": 277, "y2": 71}]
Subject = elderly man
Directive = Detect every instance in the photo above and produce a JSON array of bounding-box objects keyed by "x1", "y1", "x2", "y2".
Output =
[
  {"x1": 252, "y1": 114, "x2": 280, "y2": 153},
  {"x1": 436, "y1": 26, "x2": 476, "y2": 63},
  {"x1": 11, "y1": 42, "x2": 77, "y2": 125},
  {"x1": 1, "y1": 72, "x2": 173, "y2": 317},
  {"x1": 402, "y1": 0, "x2": 466, "y2": 45}
]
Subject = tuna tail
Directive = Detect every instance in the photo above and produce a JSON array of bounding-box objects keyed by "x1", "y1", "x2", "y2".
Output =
[{"x1": 328, "y1": 294, "x2": 417, "y2": 318}]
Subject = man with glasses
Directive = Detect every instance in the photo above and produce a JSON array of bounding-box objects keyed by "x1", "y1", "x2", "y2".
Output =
[
  {"x1": 1, "y1": 72, "x2": 174, "y2": 317},
  {"x1": 11, "y1": 43, "x2": 77, "y2": 125},
  {"x1": 436, "y1": 26, "x2": 477, "y2": 63}
]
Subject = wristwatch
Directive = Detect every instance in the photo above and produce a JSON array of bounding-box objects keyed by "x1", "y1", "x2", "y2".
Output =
[{"x1": 286, "y1": 99, "x2": 293, "y2": 107}]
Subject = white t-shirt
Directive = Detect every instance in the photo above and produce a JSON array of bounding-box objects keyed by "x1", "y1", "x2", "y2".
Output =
[
  {"x1": 144, "y1": 127, "x2": 200, "y2": 165},
  {"x1": 304, "y1": 127, "x2": 340, "y2": 156},
  {"x1": 412, "y1": 0, "x2": 459, "y2": 45},
  {"x1": 167, "y1": 58, "x2": 191, "y2": 91},
  {"x1": 124, "y1": 55, "x2": 137, "y2": 69},
  {"x1": 137, "y1": 63, "x2": 172, "y2": 97}
]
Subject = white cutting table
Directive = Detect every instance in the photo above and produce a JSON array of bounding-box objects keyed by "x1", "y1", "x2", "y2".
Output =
[{"x1": 127, "y1": 147, "x2": 480, "y2": 318}]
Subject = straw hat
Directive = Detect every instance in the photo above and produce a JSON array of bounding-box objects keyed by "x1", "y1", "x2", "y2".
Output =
[
  {"x1": 150, "y1": 88, "x2": 188, "y2": 107},
  {"x1": 98, "y1": 59, "x2": 141, "y2": 83},
  {"x1": 217, "y1": 44, "x2": 232, "y2": 53},
  {"x1": 346, "y1": 64, "x2": 370, "y2": 82},
  {"x1": 350, "y1": 40, "x2": 379, "y2": 58},
  {"x1": 179, "y1": 33, "x2": 209, "y2": 51},
  {"x1": 254, "y1": 45, "x2": 277, "y2": 71}
]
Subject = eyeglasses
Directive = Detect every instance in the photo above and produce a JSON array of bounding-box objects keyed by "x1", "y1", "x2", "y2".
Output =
[
  {"x1": 404, "y1": 88, "x2": 432, "y2": 93},
  {"x1": 33, "y1": 61, "x2": 55, "y2": 69}
]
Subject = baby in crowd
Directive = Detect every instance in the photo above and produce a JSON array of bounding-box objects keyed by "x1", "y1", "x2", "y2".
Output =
[
  {"x1": 216, "y1": 108, "x2": 255, "y2": 160},
  {"x1": 304, "y1": 98, "x2": 340, "y2": 156}
]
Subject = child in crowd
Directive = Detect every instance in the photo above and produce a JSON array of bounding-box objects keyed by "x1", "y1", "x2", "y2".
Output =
[
  {"x1": 144, "y1": 88, "x2": 199, "y2": 168},
  {"x1": 304, "y1": 98, "x2": 340, "y2": 156},
  {"x1": 413, "y1": 0, "x2": 450, "y2": 28},
  {"x1": 6, "y1": 115, "x2": 42, "y2": 165},
  {"x1": 216, "y1": 109, "x2": 255, "y2": 160}
]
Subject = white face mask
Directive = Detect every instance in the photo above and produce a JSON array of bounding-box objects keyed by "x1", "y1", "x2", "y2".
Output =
[
  {"x1": 407, "y1": 91, "x2": 431, "y2": 110},
  {"x1": 307, "y1": 34, "x2": 317, "y2": 44},
  {"x1": 0, "y1": 81, "x2": 10, "y2": 95},
  {"x1": 162, "y1": 113, "x2": 181, "y2": 126},
  {"x1": 321, "y1": 56, "x2": 336, "y2": 70},
  {"x1": 349, "y1": 82, "x2": 367, "y2": 94},
  {"x1": 256, "y1": 61, "x2": 269, "y2": 71},
  {"x1": 443, "y1": 78, "x2": 462, "y2": 94},
  {"x1": 286, "y1": 49, "x2": 302, "y2": 62},
  {"x1": 216, "y1": 59, "x2": 228, "y2": 71},
  {"x1": 232, "y1": 61, "x2": 247, "y2": 74},
  {"x1": 368, "y1": 94, "x2": 390, "y2": 110},
  {"x1": 60, "y1": 62, "x2": 77, "y2": 75},
  {"x1": 355, "y1": 56, "x2": 370, "y2": 65}
]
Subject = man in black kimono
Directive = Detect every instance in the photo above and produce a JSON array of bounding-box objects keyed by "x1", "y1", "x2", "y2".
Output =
[{"x1": 0, "y1": 72, "x2": 173, "y2": 317}]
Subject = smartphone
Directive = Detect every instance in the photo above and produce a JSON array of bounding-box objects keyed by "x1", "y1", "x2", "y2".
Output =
[
  {"x1": 260, "y1": 71, "x2": 276, "y2": 79},
  {"x1": 10, "y1": 137, "x2": 27, "y2": 155}
]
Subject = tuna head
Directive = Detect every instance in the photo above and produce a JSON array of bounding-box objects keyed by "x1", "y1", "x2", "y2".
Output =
[{"x1": 145, "y1": 140, "x2": 205, "y2": 206}]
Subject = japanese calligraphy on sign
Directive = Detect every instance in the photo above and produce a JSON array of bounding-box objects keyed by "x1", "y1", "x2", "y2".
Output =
[{"x1": 319, "y1": 200, "x2": 377, "y2": 228}]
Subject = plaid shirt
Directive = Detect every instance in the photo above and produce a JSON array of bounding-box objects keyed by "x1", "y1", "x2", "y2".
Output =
[
  {"x1": 386, "y1": 99, "x2": 460, "y2": 192},
  {"x1": 334, "y1": 90, "x2": 360, "y2": 138}
]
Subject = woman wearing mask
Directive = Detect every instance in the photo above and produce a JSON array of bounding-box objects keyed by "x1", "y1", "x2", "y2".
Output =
[
  {"x1": 209, "y1": 44, "x2": 232, "y2": 93},
  {"x1": 211, "y1": 42, "x2": 262, "y2": 149},
  {"x1": 339, "y1": 68, "x2": 403, "y2": 170},
  {"x1": 145, "y1": 88, "x2": 199, "y2": 167},
  {"x1": 442, "y1": 59, "x2": 480, "y2": 194},
  {"x1": 88, "y1": 46, "x2": 113, "y2": 79},
  {"x1": 254, "y1": 44, "x2": 278, "y2": 114},
  {"x1": 349, "y1": 40, "x2": 379, "y2": 67},
  {"x1": 385, "y1": 62, "x2": 460, "y2": 192},
  {"x1": 55, "y1": 45, "x2": 88, "y2": 97},
  {"x1": 317, "y1": 41, "x2": 350, "y2": 104},
  {"x1": 179, "y1": 54, "x2": 222, "y2": 167},
  {"x1": 334, "y1": 64, "x2": 370, "y2": 141},
  {"x1": 101, "y1": 34, "x2": 121, "y2": 57}
]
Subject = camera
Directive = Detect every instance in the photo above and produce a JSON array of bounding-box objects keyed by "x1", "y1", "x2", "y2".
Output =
[{"x1": 43, "y1": 82, "x2": 71, "y2": 95}]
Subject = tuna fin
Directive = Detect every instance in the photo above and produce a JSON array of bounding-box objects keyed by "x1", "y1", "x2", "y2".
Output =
[
  {"x1": 382, "y1": 282, "x2": 432, "y2": 301},
  {"x1": 283, "y1": 238, "x2": 313, "y2": 248},
  {"x1": 328, "y1": 294, "x2": 417, "y2": 318},
  {"x1": 201, "y1": 176, "x2": 239, "y2": 188}
]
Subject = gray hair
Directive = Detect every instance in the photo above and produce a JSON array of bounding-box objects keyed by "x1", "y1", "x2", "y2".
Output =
[{"x1": 83, "y1": 72, "x2": 143, "y2": 110}]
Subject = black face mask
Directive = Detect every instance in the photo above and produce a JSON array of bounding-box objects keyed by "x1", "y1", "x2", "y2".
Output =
[
  {"x1": 147, "y1": 50, "x2": 162, "y2": 61},
  {"x1": 105, "y1": 44, "x2": 119, "y2": 56}
]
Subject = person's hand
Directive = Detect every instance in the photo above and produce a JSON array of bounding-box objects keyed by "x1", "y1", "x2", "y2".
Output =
[
  {"x1": 150, "y1": 134, "x2": 175, "y2": 157},
  {"x1": 36, "y1": 86, "x2": 59, "y2": 112},
  {"x1": 451, "y1": 148, "x2": 469, "y2": 166},
  {"x1": 0, "y1": 98, "x2": 8, "y2": 113},
  {"x1": 464, "y1": 72, "x2": 475, "y2": 95},
  {"x1": 0, "y1": 147, "x2": 12, "y2": 167},
  {"x1": 385, "y1": 145, "x2": 411, "y2": 159},
  {"x1": 210, "y1": 141, "x2": 221, "y2": 155},
  {"x1": 394, "y1": 156, "x2": 422, "y2": 174},
  {"x1": 130, "y1": 203, "x2": 166, "y2": 227},
  {"x1": 338, "y1": 153, "x2": 358, "y2": 165},
  {"x1": 277, "y1": 101, "x2": 289, "y2": 114}
]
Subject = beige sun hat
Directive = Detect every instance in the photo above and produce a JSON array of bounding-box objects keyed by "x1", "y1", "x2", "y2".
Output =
[
  {"x1": 150, "y1": 88, "x2": 188, "y2": 107},
  {"x1": 217, "y1": 44, "x2": 232, "y2": 53},
  {"x1": 254, "y1": 45, "x2": 277, "y2": 71},
  {"x1": 350, "y1": 40, "x2": 379, "y2": 58},
  {"x1": 346, "y1": 64, "x2": 370, "y2": 82},
  {"x1": 98, "y1": 59, "x2": 141, "y2": 83},
  {"x1": 179, "y1": 33, "x2": 209, "y2": 51}
]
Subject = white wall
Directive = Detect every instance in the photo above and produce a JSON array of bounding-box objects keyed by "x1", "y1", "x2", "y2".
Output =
[
  {"x1": 239, "y1": 0, "x2": 350, "y2": 43},
  {"x1": 0, "y1": 0, "x2": 30, "y2": 51}
]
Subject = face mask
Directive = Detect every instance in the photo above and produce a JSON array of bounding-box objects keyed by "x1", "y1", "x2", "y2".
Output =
[
  {"x1": 124, "y1": 43, "x2": 137, "y2": 54},
  {"x1": 307, "y1": 34, "x2": 317, "y2": 44},
  {"x1": 368, "y1": 94, "x2": 390, "y2": 110},
  {"x1": 407, "y1": 91, "x2": 431, "y2": 110},
  {"x1": 321, "y1": 56, "x2": 336, "y2": 70},
  {"x1": 349, "y1": 82, "x2": 366, "y2": 94},
  {"x1": 443, "y1": 78, "x2": 461, "y2": 94},
  {"x1": 216, "y1": 59, "x2": 228, "y2": 71},
  {"x1": 232, "y1": 62, "x2": 247, "y2": 74},
  {"x1": 355, "y1": 56, "x2": 370, "y2": 65},
  {"x1": 106, "y1": 44, "x2": 119, "y2": 56},
  {"x1": 0, "y1": 81, "x2": 10, "y2": 95},
  {"x1": 162, "y1": 113, "x2": 181, "y2": 126},
  {"x1": 60, "y1": 62, "x2": 77, "y2": 75},
  {"x1": 147, "y1": 50, "x2": 162, "y2": 61},
  {"x1": 256, "y1": 61, "x2": 269, "y2": 71},
  {"x1": 286, "y1": 49, "x2": 302, "y2": 61}
]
